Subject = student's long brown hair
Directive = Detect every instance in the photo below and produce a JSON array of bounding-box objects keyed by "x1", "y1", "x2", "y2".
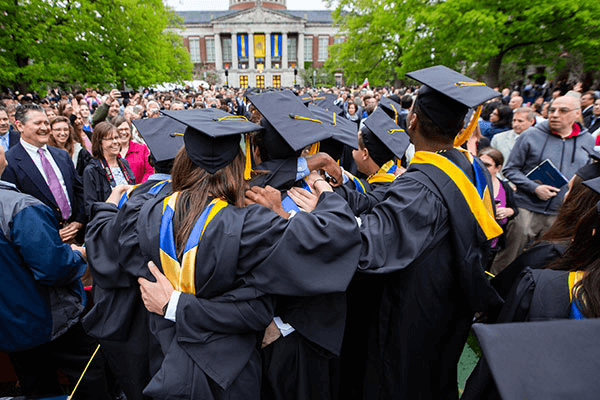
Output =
[
  {"x1": 170, "y1": 146, "x2": 247, "y2": 259},
  {"x1": 538, "y1": 176, "x2": 600, "y2": 243},
  {"x1": 545, "y1": 205, "x2": 600, "y2": 318}
]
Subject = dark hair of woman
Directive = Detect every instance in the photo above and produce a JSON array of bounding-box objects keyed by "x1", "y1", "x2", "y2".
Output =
[
  {"x1": 478, "y1": 146, "x2": 504, "y2": 167},
  {"x1": 492, "y1": 105, "x2": 513, "y2": 129},
  {"x1": 91, "y1": 121, "x2": 117, "y2": 159},
  {"x1": 170, "y1": 147, "x2": 247, "y2": 259},
  {"x1": 538, "y1": 178, "x2": 600, "y2": 243},
  {"x1": 545, "y1": 205, "x2": 600, "y2": 318},
  {"x1": 48, "y1": 116, "x2": 79, "y2": 155},
  {"x1": 481, "y1": 101, "x2": 501, "y2": 122},
  {"x1": 413, "y1": 101, "x2": 461, "y2": 142},
  {"x1": 112, "y1": 115, "x2": 130, "y2": 130}
]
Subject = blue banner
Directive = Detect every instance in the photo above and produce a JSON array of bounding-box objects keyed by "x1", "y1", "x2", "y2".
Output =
[
  {"x1": 237, "y1": 34, "x2": 248, "y2": 59},
  {"x1": 271, "y1": 34, "x2": 282, "y2": 58}
]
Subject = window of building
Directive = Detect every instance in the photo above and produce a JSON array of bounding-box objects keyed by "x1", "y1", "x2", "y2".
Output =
[
  {"x1": 273, "y1": 75, "x2": 281, "y2": 88},
  {"x1": 304, "y1": 37, "x2": 313, "y2": 63},
  {"x1": 239, "y1": 75, "x2": 248, "y2": 88},
  {"x1": 189, "y1": 38, "x2": 200, "y2": 63},
  {"x1": 256, "y1": 75, "x2": 265, "y2": 88},
  {"x1": 287, "y1": 36, "x2": 297, "y2": 62},
  {"x1": 222, "y1": 37, "x2": 232, "y2": 63},
  {"x1": 205, "y1": 37, "x2": 215, "y2": 63},
  {"x1": 318, "y1": 37, "x2": 329, "y2": 61}
]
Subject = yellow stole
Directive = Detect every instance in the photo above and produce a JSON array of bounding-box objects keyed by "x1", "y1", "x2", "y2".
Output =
[
  {"x1": 367, "y1": 160, "x2": 398, "y2": 184},
  {"x1": 409, "y1": 148, "x2": 502, "y2": 240}
]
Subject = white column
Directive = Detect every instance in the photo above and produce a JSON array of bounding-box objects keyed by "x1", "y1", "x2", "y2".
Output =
[
  {"x1": 214, "y1": 33, "x2": 222, "y2": 70},
  {"x1": 265, "y1": 32, "x2": 271, "y2": 70},
  {"x1": 298, "y1": 32, "x2": 304, "y2": 70},
  {"x1": 232, "y1": 33, "x2": 238, "y2": 70},
  {"x1": 248, "y1": 33, "x2": 255, "y2": 70},
  {"x1": 282, "y1": 32, "x2": 288, "y2": 69}
]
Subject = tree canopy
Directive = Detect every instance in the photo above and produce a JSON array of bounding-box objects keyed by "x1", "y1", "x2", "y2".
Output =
[
  {"x1": 0, "y1": 0, "x2": 193, "y2": 93},
  {"x1": 326, "y1": 0, "x2": 600, "y2": 87}
]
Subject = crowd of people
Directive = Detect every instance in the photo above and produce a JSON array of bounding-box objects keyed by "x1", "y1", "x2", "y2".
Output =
[{"x1": 1, "y1": 67, "x2": 599, "y2": 400}]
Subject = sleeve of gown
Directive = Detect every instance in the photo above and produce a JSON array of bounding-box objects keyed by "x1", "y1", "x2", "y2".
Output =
[
  {"x1": 238, "y1": 191, "x2": 361, "y2": 296},
  {"x1": 85, "y1": 194, "x2": 154, "y2": 288},
  {"x1": 357, "y1": 177, "x2": 448, "y2": 274},
  {"x1": 175, "y1": 293, "x2": 275, "y2": 335},
  {"x1": 333, "y1": 184, "x2": 384, "y2": 216}
]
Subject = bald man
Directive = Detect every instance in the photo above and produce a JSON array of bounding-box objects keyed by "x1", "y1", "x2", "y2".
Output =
[
  {"x1": 508, "y1": 95, "x2": 523, "y2": 110},
  {"x1": 491, "y1": 96, "x2": 594, "y2": 274}
]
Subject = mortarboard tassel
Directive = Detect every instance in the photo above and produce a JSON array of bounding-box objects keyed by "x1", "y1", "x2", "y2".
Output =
[
  {"x1": 454, "y1": 105, "x2": 482, "y2": 147},
  {"x1": 244, "y1": 134, "x2": 253, "y2": 180}
]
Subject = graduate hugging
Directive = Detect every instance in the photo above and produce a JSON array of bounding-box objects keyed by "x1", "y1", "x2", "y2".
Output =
[{"x1": 83, "y1": 66, "x2": 505, "y2": 400}]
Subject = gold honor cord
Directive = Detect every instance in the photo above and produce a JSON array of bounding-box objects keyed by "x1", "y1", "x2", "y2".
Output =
[
  {"x1": 454, "y1": 105, "x2": 483, "y2": 147},
  {"x1": 67, "y1": 344, "x2": 101, "y2": 400},
  {"x1": 388, "y1": 129, "x2": 405, "y2": 135},
  {"x1": 389, "y1": 103, "x2": 399, "y2": 125},
  {"x1": 215, "y1": 115, "x2": 249, "y2": 122},
  {"x1": 289, "y1": 114, "x2": 323, "y2": 124},
  {"x1": 454, "y1": 81, "x2": 486, "y2": 87}
]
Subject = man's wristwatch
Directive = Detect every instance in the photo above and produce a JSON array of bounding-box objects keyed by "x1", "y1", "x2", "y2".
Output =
[{"x1": 162, "y1": 300, "x2": 169, "y2": 316}]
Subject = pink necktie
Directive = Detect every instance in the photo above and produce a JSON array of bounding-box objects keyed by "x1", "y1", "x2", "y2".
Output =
[{"x1": 38, "y1": 148, "x2": 71, "y2": 220}]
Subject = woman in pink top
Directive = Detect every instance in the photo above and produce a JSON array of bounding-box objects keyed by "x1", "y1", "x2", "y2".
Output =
[{"x1": 113, "y1": 115, "x2": 154, "y2": 183}]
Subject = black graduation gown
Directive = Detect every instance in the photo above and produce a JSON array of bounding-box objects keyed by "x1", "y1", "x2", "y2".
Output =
[
  {"x1": 96, "y1": 191, "x2": 359, "y2": 400},
  {"x1": 334, "y1": 179, "x2": 392, "y2": 216},
  {"x1": 83, "y1": 182, "x2": 275, "y2": 400},
  {"x1": 249, "y1": 158, "x2": 353, "y2": 400},
  {"x1": 357, "y1": 154, "x2": 501, "y2": 400},
  {"x1": 462, "y1": 268, "x2": 571, "y2": 400}
]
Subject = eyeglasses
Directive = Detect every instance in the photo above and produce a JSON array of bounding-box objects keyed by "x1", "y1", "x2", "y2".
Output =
[
  {"x1": 102, "y1": 136, "x2": 120, "y2": 142},
  {"x1": 548, "y1": 107, "x2": 577, "y2": 114}
]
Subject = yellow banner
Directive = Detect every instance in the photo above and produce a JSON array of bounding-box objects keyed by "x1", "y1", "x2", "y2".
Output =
[{"x1": 254, "y1": 34, "x2": 265, "y2": 58}]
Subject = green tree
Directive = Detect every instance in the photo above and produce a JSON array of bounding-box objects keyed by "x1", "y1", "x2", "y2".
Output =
[
  {"x1": 327, "y1": 0, "x2": 600, "y2": 87},
  {"x1": 0, "y1": 0, "x2": 192, "y2": 93},
  {"x1": 325, "y1": 0, "x2": 418, "y2": 87}
]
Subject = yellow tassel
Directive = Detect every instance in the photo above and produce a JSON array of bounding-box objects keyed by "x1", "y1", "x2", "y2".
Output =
[
  {"x1": 389, "y1": 103, "x2": 399, "y2": 125},
  {"x1": 244, "y1": 134, "x2": 252, "y2": 180},
  {"x1": 289, "y1": 114, "x2": 323, "y2": 124},
  {"x1": 307, "y1": 141, "x2": 320, "y2": 156},
  {"x1": 454, "y1": 105, "x2": 482, "y2": 147}
]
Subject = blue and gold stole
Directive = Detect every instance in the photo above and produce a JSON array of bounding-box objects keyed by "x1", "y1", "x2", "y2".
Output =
[
  {"x1": 367, "y1": 160, "x2": 399, "y2": 184},
  {"x1": 118, "y1": 179, "x2": 170, "y2": 209},
  {"x1": 343, "y1": 170, "x2": 367, "y2": 193},
  {"x1": 409, "y1": 147, "x2": 502, "y2": 240},
  {"x1": 568, "y1": 271, "x2": 586, "y2": 320},
  {"x1": 159, "y1": 194, "x2": 228, "y2": 293}
]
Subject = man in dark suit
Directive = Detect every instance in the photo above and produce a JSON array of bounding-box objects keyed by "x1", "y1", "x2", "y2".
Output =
[
  {"x1": 587, "y1": 98, "x2": 600, "y2": 135},
  {"x1": 2, "y1": 103, "x2": 84, "y2": 242},
  {"x1": 581, "y1": 91, "x2": 596, "y2": 127},
  {"x1": 0, "y1": 106, "x2": 19, "y2": 152}
]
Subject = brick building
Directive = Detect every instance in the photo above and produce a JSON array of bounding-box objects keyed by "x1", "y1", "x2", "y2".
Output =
[{"x1": 175, "y1": 0, "x2": 341, "y2": 88}]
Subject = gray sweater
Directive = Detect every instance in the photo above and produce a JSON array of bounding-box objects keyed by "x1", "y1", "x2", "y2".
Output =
[{"x1": 502, "y1": 121, "x2": 594, "y2": 215}]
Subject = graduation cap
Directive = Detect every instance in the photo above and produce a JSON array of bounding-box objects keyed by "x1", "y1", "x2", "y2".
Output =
[
  {"x1": 161, "y1": 108, "x2": 262, "y2": 173},
  {"x1": 472, "y1": 319, "x2": 600, "y2": 400},
  {"x1": 362, "y1": 107, "x2": 410, "y2": 166},
  {"x1": 379, "y1": 96, "x2": 404, "y2": 126},
  {"x1": 299, "y1": 94, "x2": 313, "y2": 105},
  {"x1": 313, "y1": 92, "x2": 344, "y2": 115},
  {"x1": 582, "y1": 175, "x2": 600, "y2": 195},
  {"x1": 406, "y1": 65, "x2": 500, "y2": 144},
  {"x1": 132, "y1": 117, "x2": 186, "y2": 162},
  {"x1": 307, "y1": 103, "x2": 358, "y2": 149},
  {"x1": 248, "y1": 90, "x2": 334, "y2": 159}
]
